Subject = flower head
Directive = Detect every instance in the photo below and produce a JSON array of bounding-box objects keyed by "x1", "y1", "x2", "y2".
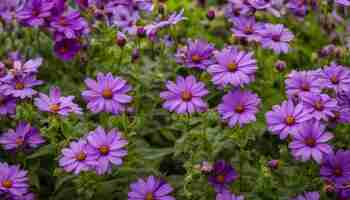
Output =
[
  {"x1": 289, "y1": 192, "x2": 320, "y2": 200},
  {"x1": 82, "y1": 72, "x2": 133, "y2": 115},
  {"x1": 1, "y1": 74, "x2": 43, "y2": 99},
  {"x1": 289, "y1": 121, "x2": 333, "y2": 163},
  {"x1": 320, "y1": 150, "x2": 350, "y2": 185},
  {"x1": 128, "y1": 176, "x2": 175, "y2": 200},
  {"x1": 319, "y1": 63, "x2": 350, "y2": 93},
  {"x1": 0, "y1": 94, "x2": 16, "y2": 117},
  {"x1": 0, "y1": 0, "x2": 24, "y2": 23},
  {"x1": 0, "y1": 162, "x2": 28, "y2": 196},
  {"x1": 53, "y1": 39, "x2": 81, "y2": 61},
  {"x1": 207, "y1": 46, "x2": 257, "y2": 87},
  {"x1": 208, "y1": 160, "x2": 238, "y2": 193},
  {"x1": 266, "y1": 100, "x2": 312, "y2": 140},
  {"x1": 160, "y1": 75, "x2": 208, "y2": 114},
  {"x1": 336, "y1": 0, "x2": 350, "y2": 7},
  {"x1": 218, "y1": 89, "x2": 260, "y2": 127},
  {"x1": 231, "y1": 17, "x2": 263, "y2": 42},
  {"x1": 258, "y1": 24, "x2": 294, "y2": 54},
  {"x1": 16, "y1": 0, "x2": 54, "y2": 27},
  {"x1": 0, "y1": 122, "x2": 45, "y2": 151},
  {"x1": 216, "y1": 191, "x2": 244, "y2": 200},
  {"x1": 285, "y1": 70, "x2": 322, "y2": 99},
  {"x1": 301, "y1": 93, "x2": 337, "y2": 121},
  {"x1": 86, "y1": 127, "x2": 128, "y2": 175}
]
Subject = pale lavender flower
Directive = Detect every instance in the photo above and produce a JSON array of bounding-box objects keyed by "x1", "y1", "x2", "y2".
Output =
[
  {"x1": 319, "y1": 63, "x2": 350, "y2": 93},
  {"x1": 16, "y1": 0, "x2": 54, "y2": 27},
  {"x1": 0, "y1": 162, "x2": 29, "y2": 196},
  {"x1": 231, "y1": 17, "x2": 263, "y2": 42},
  {"x1": 1, "y1": 75, "x2": 43, "y2": 99},
  {"x1": 258, "y1": 23, "x2": 294, "y2": 54},
  {"x1": 285, "y1": 70, "x2": 322, "y2": 99},
  {"x1": 301, "y1": 93, "x2": 337, "y2": 121},
  {"x1": 128, "y1": 176, "x2": 175, "y2": 200}
]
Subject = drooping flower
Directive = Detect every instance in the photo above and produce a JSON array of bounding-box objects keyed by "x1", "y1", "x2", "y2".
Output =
[
  {"x1": 59, "y1": 139, "x2": 96, "y2": 174},
  {"x1": 175, "y1": 39, "x2": 215, "y2": 70},
  {"x1": 217, "y1": 89, "x2": 261, "y2": 127},
  {"x1": 289, "y1": 121, "x2": 333, "y2": 163},
  {"x1": 319, "y1": 63, "x2": 350, "y2": 93},
  {"x1": 207, "y1": 46, "x2": 257, "y2": 87},
  {"x1": 86, "y1": 127, "x2": 128, "y2": 175},
  {"x1": 34, "y1": 86, "x2": 82, "y2": 116},
  {"x1": 82, "y1": 72, "x2": 133, "y2": 115},
  {"x1": 0, "y1": 122, "x2": 45, "y2": 151},
  {"x1": 160, "y1": 75, "x2": 208, "y2": 114},
  {"x1": 285, "y1": 70, "x2": 322, "y2": 99},
  {"x1": 16, "y1": 0, "x2": 54, "y2": 27},
  {"x1": 301, "y1": 93, "x2": 337, "y2": 121},
  {"x1": 53, "y1": 39, "x2": 81, "y2": 61},
  {"x1": 320, "y1": 150, "x2": 350, "y2": 185},
  {"x1": 216, "y1": 191, "x2": 244, "y2": 200},
  {"x1": 0, "y1": 162, "x2": 28, "y2": 196},
  {"x1": 208, "y1": 160, "x2": 238, "y2": 193},
  {"x1": 231, "y1": 16, "x2": 263, "y2": 42},
  {"x1": 0, "y1": 75, "x2": 43, "y2": 99},
  {"x1": 265, "y1": 100, "x2": 312, "y2": 140},
  {"x1": 0, "y1": 94, "x2": 16, "y2": 117},
  {"x1": 258, "y1": 23, "x2": 294, "y2": 54},
  {"x1": 128, "y1": 176, "x2": 175, "y2": 200},
  {"x1": 289, "y1": 191, "x2": 320, "y2": 200}
]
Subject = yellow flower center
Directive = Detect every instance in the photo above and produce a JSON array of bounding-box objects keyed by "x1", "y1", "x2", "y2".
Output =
[
  {"x1": 181, "y1": 91, "x2": 192, "y2": 102},
  {"x1": 75, "y1": 152, "x2": 87, "y2": 161},
  {"x1": 330, "y1": 75, "x2": 339, "y2": 84},
  {"x1": 102, "y1": 89, "x2": 113, "y2": 99},
  {"x1": 15, "y1": 82, "x2": 25, "y2": 90},
  {"x1": 285, "y1": 116, "x2": 295, "y2": 126},
  {"x1": 49, "y1": 104, "x2": 61, "y2": 113},
  {"x1": 145, "y1": 192, "x2": 154, "y2": 200},
  {"x1": 235, "y1": 105, "x2": 245, "y2": 113},
  {"x1": 227, "y1": 63, "x2": 237, "y2": 72},
  {"x1": 191, "y1": 55, "x2": 202, "y2": 63},
  {"x1": 15, "y1": 137, "x2": 24, "y2": 145},
  {"x1": 2, "y1": 180, "x2": 13, "y2": 188},
  {"x1": 99, "y1": 145, "x2": 110, "y2": 155},
  {"x1": 314, "y1": 100, "x2": 324, "y2": 111},
  {"x1": 305, "y1": 138, "x2": 316, "y2": 147},
  {"x1": 216, "y1": 175, "x2": 225, "y2": 183}
]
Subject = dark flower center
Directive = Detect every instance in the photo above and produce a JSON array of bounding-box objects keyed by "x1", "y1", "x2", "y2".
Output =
[
  {"x1": 50, "y1": 104, "x2": 61, "y2": 113},
  {"x1": 0, "y1": 96, "x2": 4, "y2": 106},
  {"x1": 330, "y1": 75, "x2": 339, "y2": 84},
  {"x1": 145, "y1": 192, "x2": 154, "y2": 200},
  {"x1": 301, "y1": 83, "x2": 310, "y2": 91},
  {"x1": 15, "y1": 82, "x2": 25, "y2": 90},
  {"x1": 60, "y1": 46, "x2": 68, "y2": 53},
  {"x1": 244, "y1": 26, "x2": 253, "y2": 34},
  {"x1": 285, "y1": 116, "x2": 295, "y2": 126},
  {"x1": 334, "y1": 167, "x2": 343, "y2": 177},
  {"x1": 2, "y1": 180, "x2": 13, "y2": 188},
  {"x1": 32, "y1": 9, "x2": 40, "y2": 17},
  {"x1": 227, "y1": 62, "x2": 238, "y2": 72},
  {"x1": 15, "y1": 137, "x2": 24, "y2": 145},
  {"x1": 181, "y1": 91, "x2": 192, "y2": 102},
  {"x1": 191, "y1": 54, "x2": 202, "y2": 63},
  {"x1": 59, "y1": 17, "x2": 68, "y2": 26},
  {"x1": 235, "y1": 104, "x2": 245, "y2": 113},
  {"x1": 216, "y1": 174, "x2": 226, "y2": 183},
  {"x1": 99, "y1": 145, "x2": 110, "y2": 155},
  {"x1": 102, "y1": 89, "x2": 113, "y2": 99},
  {"x1": 75, "y1": 152, "x2": 87, "y2": 161},
  {"x1": 305, "y1": 138, "x2": 316, "y2": 147},
  {"x1": 332, "y1": 111, "x2": 340, "y2": 121},
  {"x1": 314, "y1": 100, "x2": 324, "y2": 111},
  {"x1": 272, "y1": 34, "x2": 281, "y2": 42}
]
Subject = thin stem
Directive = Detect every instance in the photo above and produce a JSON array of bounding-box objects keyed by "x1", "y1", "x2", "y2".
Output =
[{"x1": 118, "y1": 47, "x2": 124, "y2": 67}]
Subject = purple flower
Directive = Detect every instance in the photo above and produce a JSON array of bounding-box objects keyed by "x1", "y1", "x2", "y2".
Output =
[
  {"x1": 0, "y1": 162, "x2": 28, "y2": 196},
  {"x1": 0, "y1": 0, "x2": 24, "y2": 23},
  {"x1": 268, "y1": 160, "x2": 280, "y2": 169},
  {"x1": 217, "y1": 89, "x2": 261, "y2": 127},
  {"x1": 175, "y1": 39, "x2": 215, "y2": 70},
  {"x1": 50, "y1": 10, "x2": 89, "y2": 40},
  {"x1": 16, "y1": 0, "x2": 54, "y2": 27},
  {"x1": 289, "y1": 121, "x2": 333, "y2": 163},
  {"x1": 301, "y1": 93, "x2": 337, "y2": 121},
  {"x1": 207, "y1": 46, "x2": 257, "y2": 87},
  {"x1": 34, "y1": 86, "x2": 82, "y2": 116},
  {"x1": 53, "y1": 39, "x2": 81, "y2": 61},
  {"x1": 208, "y1": 160, "x2": 238, "y2": 193},
  {"x1": 286, "y1": 0, "x2": 309, "y2": 17},
  {"x1": 160, "y1": 75, "x2": 208, "y2": 114},
  {"x1": 289, "y1": 192, "x2": 320, "y2": 200},
  {"x1": 285, "y1": 70, "x2": 322, "y2": 99},
  {"x1": 266, "y1": 100, "x2": 312, "y2": 140},
  {"x1": 82, "y1": 72, "x2": 132, "y2": 115},
  {"x1": 86, "y1": 127, "x2": 128, "y2": 175},
  {"x1": 330, "y1": 106, "x2": 350, "y2": 124},
  {"x1": 320, "y1": 150, "x2": 350, "y2": 185},
  {"x1": 319, "y1": 63, "x2": 350, "y2": 93},
  {"x1": 248, "y1": 0, "x2": 271, "y2": 10},
  {"x1": 216, "y1": 191, "x2": 244, "y2": 200},
  {"x1": 59, "y1": 139, "x2": 96, "y2": 174},
  {"x1": 0, "y1": 94, "x2": 16, "y2": 117},
  {"x1": 224, "y1": 0, "x2": 254, "y2": 21},
  {"x1": 128, "y1": 176, "x2": 175, "y2": 200},
  {"x1": 0, "y1": 75, "x2": 43, "y2": 99},
  {"x1": 111, "y1": 5, "x2": 139, "y2": 34},
  {"x1": 231, "y1": 17, "x2": 263, "y2": 42},
  {"x1": 0, "y1": 122, "x2": 45, "y2": 151},
  {"x1": 258, "y1": 24, "x2": 294, "y2": 54},
  {"x1": 5, "y1": 57, "x2": 42, "y2": 79},
  {"x1": 336, "y1": 0, "x2": 350, "y2": 6}
]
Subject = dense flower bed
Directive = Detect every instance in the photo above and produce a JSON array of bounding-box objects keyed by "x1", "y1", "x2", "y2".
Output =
[{"x1": 0, "y1": 0, "x2": 350, "y2": 199}]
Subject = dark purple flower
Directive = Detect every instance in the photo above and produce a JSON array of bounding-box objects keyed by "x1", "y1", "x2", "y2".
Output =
[
  {"x1": 53, "y1": 39, "x2": 81, "y2": 61},
  {"x1": 289, "y1": 192, "x2": 320, "y2": 200},
  {"x1": 216, "y1": 190, "x2": 244, "y2": 200},
  {"x1": 208, "y1": 160, "x2": 238, "y2": 193},
  {"x1": 0, "y1": 94, "x2": 16, "y2": 117},
  {"x1": 128, "y1": 176, "x2": 175, "y2": 200},
  {"x1": 16, "y1": 0, "x2": 54, "y2": 27},
  {"x1": 319, "y1": 63, "x2": 350, "y2": 93},
  {"x1": 86, "y1": 127, "x2": 128, "y2": 175},
  {"x1": 275, "y1": 60, "x2": 286, "y2": 71},
  {"x1": 301, "y1": 93, "x2": 337, "y2": 121},
  {"x1": 82, "y1": 72, "x2": 132, "y2": 115},
  {"x1": 207, "y1": 46, "x2": 257, "y2": 87},
  {"x1": 258, "y1": 23, "x2": 294, "y2": 54},
  {"x1": 0, "y1": 162, "x2": 28, "y2": 196},
  {"x1": 268, "y1": 160, "x2": 280, "y2": 169},
  {"x1": 217, "y1": 89, "x2": 261, "y2": 127},
  {"x1": 59, "y1": 139, "x2": 96, "y2": 174},
  {"x1": 160, "y1": 75, "x2": 208, "y2": 114},
  {"x1": 320, "y1": 150, "x2": 350, "y2": 185},
  {"x1": 175, "y1": 39, "x2": 215, "y2": 70},
  {"x1": 289, "y1": 121, "x2": 333, "y2": 163},
  {"x1": 285, "y1": 70, "x2": 322, "y2": 99},
  {"x1": 34, "y1": 86, "x2": 82, "y2": 116},
  {"x1": 266, "y1": 100, "x2": 312, "y2": 140},
  {"x1": 287, "y1": 0, "x2": 309, "y2": 17},
  {"x1": 0, "y1": 122, "x2": 45, "y2": 151},
  {"x1": 0, "y1": 74, "x2": 43, "y2": 99},
  {"x1": 231, "y1": 16, "x2": 263, "y2": 42}
]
